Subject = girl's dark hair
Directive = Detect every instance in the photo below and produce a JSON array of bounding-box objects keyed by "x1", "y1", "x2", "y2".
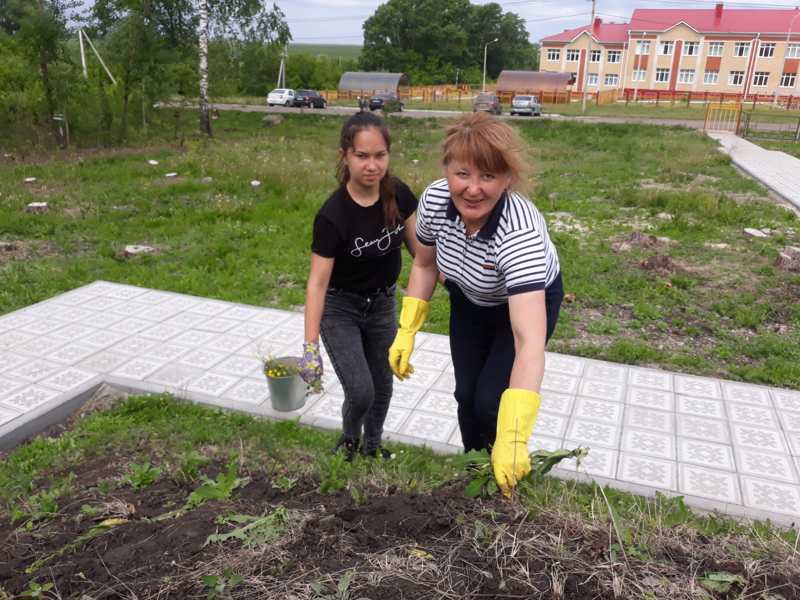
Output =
[{"x1": 336, "y1": 111, "x2": 400, "y2": 228}]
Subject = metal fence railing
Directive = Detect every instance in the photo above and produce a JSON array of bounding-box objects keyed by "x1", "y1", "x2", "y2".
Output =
[{"x1": 739, "y1": 111, "x2": 800, "y2": 143}]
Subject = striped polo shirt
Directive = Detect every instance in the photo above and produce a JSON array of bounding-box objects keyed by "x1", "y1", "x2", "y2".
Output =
[{"x1": 416, "y1": 178, "x2": 560, "y2": 307}]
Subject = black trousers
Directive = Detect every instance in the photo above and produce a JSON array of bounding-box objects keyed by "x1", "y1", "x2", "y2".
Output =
[{"x1": 447, "y1": 273, "x2": 564, "y2": 452}]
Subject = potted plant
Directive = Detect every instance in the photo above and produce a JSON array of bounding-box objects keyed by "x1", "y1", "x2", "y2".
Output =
[{"x1": 263, "y1": 356, "x2": 307, "y2": 412}]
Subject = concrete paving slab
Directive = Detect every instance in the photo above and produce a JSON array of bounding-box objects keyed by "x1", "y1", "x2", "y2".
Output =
[{"x1": 2, "y1": 281, "x2": 800, "y2": 525}]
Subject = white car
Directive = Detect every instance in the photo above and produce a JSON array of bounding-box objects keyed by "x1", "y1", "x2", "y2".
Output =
[
  {"x1": 267, "y1": 88, "x2": 295, "y2": 106},
  {"x1": 510, "y1": 95, "x2": 542, "y2": 117}
]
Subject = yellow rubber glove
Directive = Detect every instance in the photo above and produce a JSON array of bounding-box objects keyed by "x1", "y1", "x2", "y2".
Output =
[
  {"x1": 388, "y1": 296, "x2": 429, "y2": 380},
  {"x1": 491, "y1": 388, "x2": 541, "y2": 497}
]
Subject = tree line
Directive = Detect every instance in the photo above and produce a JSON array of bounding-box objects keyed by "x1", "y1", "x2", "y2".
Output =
[{"x1": 0, "y1": 0, "x2": 537, "y2": 148}]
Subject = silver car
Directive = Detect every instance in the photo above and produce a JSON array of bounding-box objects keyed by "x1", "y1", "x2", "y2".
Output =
[{"x1": 510, "y1": 95, "x2": 542, "y2": 117}]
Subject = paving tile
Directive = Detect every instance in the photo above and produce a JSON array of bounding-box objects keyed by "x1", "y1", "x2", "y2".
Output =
[
  {"x1": 722, "y1": 382, "x2": 772, "y2": 406},
  {"x1": 416, "y1": 391, "x2": 457, "y2": 417},
  {"x1": 49, "y1": 323, "x2": 99, "y2": 341},
  {"x1": 778, "y1": 410, "x2": 800, "y2": 434},
  {"x1": 411, "y1": 349, "x2": 451, "y2": 371},
  {"x1": 624, "y1": 406, "x2": 673, "y2": 434},
  {"x1": 77, "y1": 311, "x2": 126, "y2": 329},
  {"x1": 565, "y1": 418, "x2": 620, "y2": 449},
  {"x1": 19, "y1": 318, "x2": 70, "y2": 336},
  {"x1": 171, "y1": 330, "x2": 219, "y2": 347},
  {"x1": 431, "y1": 371, "x2": 455, "y2": 394},
  {"x1": 628, "y1": 368, "x2": 673, "y2": 391},
  {"x1": 258, "y1": 327, "x2": 303, "y2": 347},
  {"x1": 147, "y1": 364, "x2": 204, "y2": 389},
  {"x1": 160, "y1": 296, "x2": 201, "y2": 312},
  {"x1": 164, "y1": 312, "x2": 209, "y2": 329},
  {"x1": 138, "y1": 323, "x2": 184, "y2": 342},
  {"x1": 557, "y1": 447, "x2": 618, "y2": 479},
  {"x1": 679, "y1": 464, "x2": 741, "y2": 504},
  {"x1": 621, "y1": 428, "x2": 675, "y2": 460},
  {"x1": 110, "y1": 357, "x2": 165, "y2": 381},
  {"x1": 46, "y1": 343, "x2": 101, "y2": 365},
  {"x1": 584, "y1": 362, "x2": 628, "y2": 383},
  {"x1": 740, "y1": 476, "x2": 800, "y2": 516},
  {"x1": 396, "y1": 367, "x2": 441, "y2": 389},
  {"x1": 539, "y1": 390, "x2": 574, "y2": 415},
  {"x1": 626, "y1": 387, "x2": 674, "y2": 411},
  {"x1": 223, "y1": 378, "x2": 270, "y2": 405},
  {"x1": 78, "y1": 350, "x2": 131, "y2": 373},
  {"x1": 39, "y1": 368, "x2": 98, "y2": 392},
  {"x1": 772, "y1": 389, "x2": 800, "y2": 413},
  {"x1": 676, "y1": 395, "x2": 725, "y2": 420},
  {"x1": 0, "y1": 352, "x2": 30, "y2": 374},
  {"x1": 195, "y1": 317, "x2": 239, "y2": 333},
  {"x1": 186, "y1": 372, "x2": 238, "y2": 397},
  {"x1": 417, "y1": 334, "x2": 451, "y2": 354},
  {"x1": 107, "y1": 317, "x2": 153, "y2": 335},
  {"x1": 400, "y1": 411, "x2": 457, "y2": 443},
  {"x1": 676, "y1": 415, "x2": 730, "y2": 444},
  {"x1": 0, "y1": 405, "x2": 21, "y2": 426},
  {"x1": 449, "y1": 427, "x2": 464, "y2": 449},
  {"x1": 187, "y1": 300, "x2": 232, "y2": 317},
  {"x1": 389, "y1": 384, "x2": 425, "y2": 409},
  {"x1": 219, "y1": 306, "x2": 266, "y2": 321},
  {"x1": 730, "y1": 423, "x2": 788, "y2": 454},
  {"x1": 541, "y1": 372, "x2": 580, "y2": 395},
  {"x1": 574, "y1": 397, "x2": 624, "y2": 424},
  {"x1": 383, "y1": 406, "x2": 411, "y2": 433},
  {"x1": 7, "y1": 359, "x2": 63, "y2": 383},
  {"x1": 0, "y1": 313, "x2": 37, "y2": 330},
  {"x1": 0, "y1": 330, "x2": 37, "y2": 351},
  {"x1": 305, "y1": 394, "x2": 343, "y2": 422},
  {"x1": 726, "y1": 403, "x2": 777, "y2": 428},
  {"x1": 544, "y1": 353, "x2": 585, "y2": 376},
  {"x1": 528, "y1": 434, "x2": 562, "y2": 453},
  {"x1": 134, "y1": 290, "x2": 176, "y2": 305},
  {"x1": 618, "y1": 454, "x2": 676, "y2": 490},
  {"x1": 1, "y1": 386, "x2": 61, "y2": 412},
  {"x1": 145, "y1": 343, "x2": 192, "y2": 362},
  {"x1": 177, "y1": 348, "x2": 229, "y2": 370},
  {"x1": 80, "y1": 296, "x2": 125, "y2": 312},
  {"x1": 578, "y1": 379, "x2": 625, "y2": 403},
  {"x1": 0, "y1": 375, "x2": 27, "y2": 397},
  {"x1": 88, "y1": 282, "x2": 148, "y2": 300},
  {"x1": 206, "y1": 334, "x2": 252, "y2": 355},
  {"x1": 107, "y1": 301, "x2": 153, "y2": 318},
  {"x1": 248, "y1": 309, "x2": 292, "y2": 328},
  {"x1": 82, "y1": 329, "x2": 129, "y2": 348},
  {"x1": 735, "y1": 448, "x2": 797, "y2": 483},
  {"x1": 677, "y1": 438, "x2": 735, "y2": 471},
  {"x1": 674, "y1": 375, "x2": 721, "y2": 399},
  {"x1": 137, "y1": 304, "x2": 183, "y2": 322},
  {"x1": 533, "y1": 411, "x2": 567, "y2": 439}
]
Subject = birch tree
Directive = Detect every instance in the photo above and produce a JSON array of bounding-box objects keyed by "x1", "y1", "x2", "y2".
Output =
[{"x1": 198, "y1": 0, "x2": 210, "y2": 136}]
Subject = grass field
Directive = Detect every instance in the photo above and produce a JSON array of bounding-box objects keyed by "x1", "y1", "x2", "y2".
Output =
[
  {"x1": 3, "y1": 110, "x2": 800, "y2": 597},
  {"x1": 289, "y1": 43, "x2": 361, "y2": 60},
  {"x1": 1, "y1": 111, "x2": 799, "y2": 391}
]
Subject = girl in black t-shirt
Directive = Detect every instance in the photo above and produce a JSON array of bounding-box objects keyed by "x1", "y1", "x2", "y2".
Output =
[{"x1": 301, "y1": 111, "x2": 418, "y2": 460}]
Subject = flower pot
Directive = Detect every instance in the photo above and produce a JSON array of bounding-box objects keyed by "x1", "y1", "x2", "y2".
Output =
[{"x1": 265, "y1": 356, "x2": 307, "y2": 412}]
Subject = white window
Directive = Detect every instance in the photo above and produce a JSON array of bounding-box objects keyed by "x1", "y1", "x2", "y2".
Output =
[
  {"x1": 655, "y1": 68, "x2": 670, "y2": 83},
  {"x1": 780, "y1": 72, "x2": 797, "y2": 88},
  {"x1": 759, "y1": 43, "x2": 775, "y2": 58},
  {"x1": 728, "y1": 70, "x2": 744, "y2": 86},
  {"x1": 632, "y1": 69, "x2": 647, "y2": 82},
  {"x1": 704, "y1": 70, "x2": 719, "y2": 85},
  {"x1": 566, "y1": 49, "x2": 580, "y2": 62},
  {"x1": 586, "y1": 73, "x2": 598, "y2": 86},
  {"x1": 607, "y1": 50, "x2": 621, "y2": 63},
  {"x1": 589, "y1": 49, "x2": 601, "y2": 63},
  {"x1": 787, "y1": 44, "x2": 800, "y2": 58},
  {"x1": 752, "y1": 71, "x2": 769, "y2": 87},
  {"x1": 678, "y1": 69, "x2": 695, "y2": 84},
  {"x1": 636, "y1": 40, "x2": 651, "y2": 55},
  {"x1": 604, "y1": 73, "x2": 619, "y2": 86},
  {"x1": 733, "y1": 42, "x2": 750, "y2": 57},
  {"x1": 659, "y1": 41, "x2": 674, "y2": 55},
  {"x1": 546, "y1": 48, "x2": 560, "y2": 61},
  {"x1": 707, "y1": 42, "x2": 724, "y2": 56},
  {"x1": 683, "y1": 41, "x2": 700, "y2": 56}
]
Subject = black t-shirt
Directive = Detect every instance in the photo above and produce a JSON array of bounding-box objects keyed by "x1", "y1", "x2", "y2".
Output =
[{"x1": 312, "y1": 179, "x2": 418, "y2": 291}]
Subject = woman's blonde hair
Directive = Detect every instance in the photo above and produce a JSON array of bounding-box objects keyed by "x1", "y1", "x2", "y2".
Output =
[{"x1": 441, "y1": 112, "x2": 529, "y2": 192}]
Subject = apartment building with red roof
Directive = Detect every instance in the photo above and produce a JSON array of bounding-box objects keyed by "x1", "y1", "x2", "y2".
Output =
[{"x1": 540, "y1": 3, "x2": 800, "y2": 99}]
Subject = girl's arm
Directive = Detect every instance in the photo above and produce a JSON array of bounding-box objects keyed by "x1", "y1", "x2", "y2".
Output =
[
  {"x1": 402, "y1": 213, "x2": 418, "y2": 259},
  {"x1": 304, "y1": 253, "x2": 335, "y2": 343}
]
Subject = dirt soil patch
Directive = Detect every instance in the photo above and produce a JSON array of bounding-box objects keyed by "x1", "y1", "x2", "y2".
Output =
[
  {"x1": 0, "y1": 239, "x2": 60, "y2": 265},
  {"x1": 3, "y1": 455, "x2": 800, "y2": 599}
]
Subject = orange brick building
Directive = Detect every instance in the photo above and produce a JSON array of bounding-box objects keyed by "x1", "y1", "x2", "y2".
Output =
[{"x1": 540, "y1": 3, "x2": 800, "y2": 99}]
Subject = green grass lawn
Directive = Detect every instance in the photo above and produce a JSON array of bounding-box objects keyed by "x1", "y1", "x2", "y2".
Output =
[
  {"x1": 1, "y1": 111, "x2": 799, "y2": 388},
  {"x1": 288, "y1": 43, "x2": 361, "y2": 60}
]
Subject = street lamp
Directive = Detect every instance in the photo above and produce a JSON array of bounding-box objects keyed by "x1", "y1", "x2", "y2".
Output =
[{"x1": 482, "y1": 37, "x2": 499, "y2": 92}]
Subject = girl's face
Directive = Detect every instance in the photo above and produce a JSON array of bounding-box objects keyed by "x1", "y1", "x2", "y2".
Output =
[
  {"x1": 444, "y1": 159, "x2": 511, "y2": 229},
  {"x1": 342, "y1": 127, "x2": 389, "y2": 192}
]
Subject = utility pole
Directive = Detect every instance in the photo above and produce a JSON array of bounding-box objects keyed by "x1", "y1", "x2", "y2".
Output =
[{"x1": 581, "y1": 0, "x2": 597, "y2": 114}]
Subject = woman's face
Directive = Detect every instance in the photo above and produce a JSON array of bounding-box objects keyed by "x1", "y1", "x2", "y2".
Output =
[
  {"x1": 445, "y1": 159, "x2": 511, "y2": 228},
  {"x1": 343, "y1": 127, "x2": 389, "y2": 192}
]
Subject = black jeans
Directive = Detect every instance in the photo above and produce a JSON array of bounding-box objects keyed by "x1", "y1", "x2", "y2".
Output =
[
  {"x1": 320, "y1": 286, "x2": 396, "y2": 453},
  {"x1": 447, "y1": 272, "x2": 564, "y2": 452}
]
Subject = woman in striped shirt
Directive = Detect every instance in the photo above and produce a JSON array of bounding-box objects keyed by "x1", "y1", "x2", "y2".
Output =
[{"x1": 388, "y1": 112, "x2": 564, "y2": 496}]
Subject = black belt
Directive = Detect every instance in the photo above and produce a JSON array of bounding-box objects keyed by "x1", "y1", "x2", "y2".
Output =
[{"x1": 328, "y1": 285, "x2": 395, "y2": 297}]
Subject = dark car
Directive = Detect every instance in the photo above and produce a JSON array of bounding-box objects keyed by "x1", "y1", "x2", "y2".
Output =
[
  {"x1": 292, "y1": 89, "x2": 327, "y2": 109},
  {"x1": 368, "y1": 92, "x2": 404, "y2": 112},
  {"x1": 473, "y1": 92, "x2": 501, "y2": 115}
]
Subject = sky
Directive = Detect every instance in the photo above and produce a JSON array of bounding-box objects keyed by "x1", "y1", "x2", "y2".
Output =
[{"x1": 277, "y1": 0, "x2": 800, "y2": 45}]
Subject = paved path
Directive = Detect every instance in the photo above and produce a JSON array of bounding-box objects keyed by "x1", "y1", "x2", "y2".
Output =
[
  {"x1": 709, "y1": 132, "x2": 800, "y2": 212},
  {"x1": 2, "y1": 282, "x2": 800, "y2": 525}
]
